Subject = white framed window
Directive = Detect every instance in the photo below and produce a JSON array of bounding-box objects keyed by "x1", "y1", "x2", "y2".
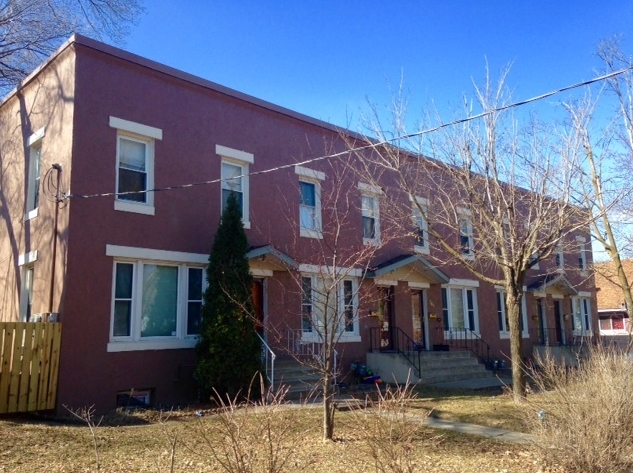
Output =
[
  {"x1": 296, "y1": 166, "x2": 325, "y2": 238},
  {"x1": 107, "y1": 245, "x2": 207, "y2": 352},
  {"x1": 411, "y1": 196, "x2": 429, "y2": 254},
  {"x1": 555, "y1": 244, "x2": 564, "y2": 270},
  {"x1": 457, "y1": 210, "x2": 474, "y2": 259},
  {"x1": 496, "y1": 288, "x2": 528, "y2": 338},
  {"x1": 18, "y1": 251, "x2": 38, "y2": 322},
  {"x1": 529, "y1": 253, "x2": 540, "y2": 270},
  {"x1": 441, "y1": 284, "x2": 479, "y2": 334},
  {"x1": 218, "y1": 145, "x2": 253, "y2": 229},
  {"x1": 576, "y1": 237, "x2": 588, "y2": 273},
  {"x1": 359, "y1": 183, "x2": 381, "y2": 246},
  {"x1": 110, "y1": 117, "x2": 162, "y2": 216},
  {"x1": 301, "y1": 274, "x2": 360, "y2": 341},
  {"x1": 25, "y1": 127, "x2": 45, "y2": 220},
  {"x1": 571, "y1": 296, "x2": 592, "y2": 336}
]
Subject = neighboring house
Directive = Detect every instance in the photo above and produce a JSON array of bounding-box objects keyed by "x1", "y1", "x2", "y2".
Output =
[
  {"x1": 0, "y1": 35, "x2": 599, "y2": 412},
  {"x1": 594, "y1": 260, "x2": 632, "y2": 336}
]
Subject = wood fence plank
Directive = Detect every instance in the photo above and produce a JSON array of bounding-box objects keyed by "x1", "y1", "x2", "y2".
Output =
[
  {"x1": 7, "y1": 324, "x2": 23, "y2": 413},
  {"x1": 0, "y1": 323, "x2": 15, "y2": 414},
  {"x1": 37, "y1": 324, "x2": 53, "y2": 411},
  {"x1": 27, "y1": 324, "x2": 44, "y2": 412},
  {"x1": 45, "y1": 324, "x2": 62, "y2": 410},
  {"x1": 17, "y1": 324, "x2": 35, "y2": 412}
]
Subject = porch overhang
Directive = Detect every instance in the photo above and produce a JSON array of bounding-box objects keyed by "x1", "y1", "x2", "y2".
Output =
[
  {"x1": 247, "y1": 245, "x2": 297, "y2": 273},
  {"x1": 366, "y1": 254, "x2": 450, "y2": 285},
  {"x1": 527, "y1": 273, "x2": 578, "y2": 296}
]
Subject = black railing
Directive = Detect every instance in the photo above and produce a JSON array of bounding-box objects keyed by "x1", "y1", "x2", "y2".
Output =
[
  {"x1": 444, "y1": 328, "x2": 491, "y2": 366},
  {"x1": 369, "y1": 327, "x2": 423, "y2": 378}
]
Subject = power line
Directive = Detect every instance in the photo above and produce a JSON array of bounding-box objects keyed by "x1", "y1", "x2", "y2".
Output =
[{"x1": 69, "y1": 65, "x2": 633, "y2": 201}]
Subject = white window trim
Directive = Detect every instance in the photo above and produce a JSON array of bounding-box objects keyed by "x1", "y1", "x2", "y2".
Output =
[
  {"x1": 218, "y1": 145, "x2": 253, "y2": 229},
  {"x1": 106, "y1": 245, "x2": 207, "y2": 352},
  {"x1": 360, "y1": 183, "x2": 381, "y2": 246},
  {"x1": 296, "y1": 166, "x2": 324, "y2": 239},
  {"x1": 441, "y1": 284, "x2": 480, "y2": 336},
  {"x1": 18, "y1": 251, "x2": 38, "y2": 322},
  {"x1": 496, "y1": 288, "x2": 529, "y2": 339},
  {"x1": 576, "y1": 236, "x2": 588, "y2": 275},
  {"x1": 110, "y1": 117, "x2": 162, "y2": 216},
  {"x1": 25, "y1": 127, "x2": 46, "y2": 221},
  {"x1": 529, "y1": 253, "x2": 540, "y2": 270},
  {"x1": 457, "y1": 208, "x2": 474, "y2": 260},
  {"x1": 300, "y1": 273, "x2": 361, "y2": 343},
  {"x1": 411, "y1": 196, "x2": 430, "y2": 255},
  {"x1": 555, "y1": 244, "x2": 565, "y2": 272}
]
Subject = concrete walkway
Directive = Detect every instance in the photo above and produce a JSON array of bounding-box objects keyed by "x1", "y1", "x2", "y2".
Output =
[{"x1": 423, "y1": 416, "x2": 533, "y2": 444}]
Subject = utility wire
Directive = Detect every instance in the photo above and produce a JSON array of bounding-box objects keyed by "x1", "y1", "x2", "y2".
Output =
[{"x1": 69, "y1": 65, "x2": 633, "y2": 201}]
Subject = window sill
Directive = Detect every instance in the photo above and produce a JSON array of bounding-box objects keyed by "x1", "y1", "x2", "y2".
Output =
[
  {"x1": 414, "y1": 244, "x2": 429, "y2": 255},
  {"x1": 115, "y1": 200, "x2": 155, "y2": 216},
  {"x1": 363, "y1": 238, "x2": 381, "y2": 247},
  {"x1": 499, "y1": 331, "x2": 530, "y2": 339},
  {"x1": 107, "y1": 339, "x2": 196, "y2": 352},
  {"x1": 300, "y1": 228, "x2": 323, "y2": 239},
  {"x1": 24, "y1": 208, "x2": 38, "y2": 221}
]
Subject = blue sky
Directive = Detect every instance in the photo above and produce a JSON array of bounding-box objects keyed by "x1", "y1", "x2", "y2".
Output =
[{"x1": 123, "y1": 1, "x2": 633, "y2": 131}]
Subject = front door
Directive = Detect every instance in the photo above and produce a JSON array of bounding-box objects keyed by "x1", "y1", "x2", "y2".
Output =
[
  {"x1": 537, "y1": 298, "x2": 548, "y2": 345},
  {"x1": 252, "y1": 279, "x2": 265, "y2": 336},
  {"x1": 380, "y1": 287, "x2": 394, "y2": 350},
  {"x1": 411, "y1": 290, "x2": 428, "y2": 349},
  {"x1": 554, "y1": 299, "x2": 565, "y2": 345}
]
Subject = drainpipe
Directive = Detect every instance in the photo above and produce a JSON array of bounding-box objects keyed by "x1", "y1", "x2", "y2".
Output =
[{"x1": 48, "y1": 164, "x2": 62, "y2": 316}]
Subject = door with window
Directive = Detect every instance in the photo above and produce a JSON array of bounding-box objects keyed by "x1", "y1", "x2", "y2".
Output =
[
  {"x1": 411, "y1": 290, "x2": 428, "y2": 349},
  {"x1": 554, "y1": 299, "x2": 565, "y2": 345},
  {"x1": 379, "y1": 287, "x2": 394, "y2": 350},
  {"x1": 537, "y1": 298, "x2": 548, "y2": 345}
]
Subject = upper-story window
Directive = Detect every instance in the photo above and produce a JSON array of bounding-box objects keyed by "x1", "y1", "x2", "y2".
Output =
[
  {"x1": 577, "y1": 236, "x2": 588, "y2": 273},
  {"x1": 359, "y1": 182, "x2": 381, "y2": 246},
  {"x1": 412, "y1": 196, "x2": 429, "y2": 254},
  {"x1": 217, "y1": 145, "x2": 253, "y2": 229},
  {"x1": 25, "y1": 127, "x2": 45, "y2": 220},
  {"x1": 110, "y1": 117, "x2": 162, "y2": 216},
  {"x1": 295, "y1": 166, "x2": 325, "y2": 238},
  {"x1": 457, "y1": 209, "x2": 474, "y2": 258},
  {"x1": 555, "y1": 244, "x2": 564, "y2": 270}
]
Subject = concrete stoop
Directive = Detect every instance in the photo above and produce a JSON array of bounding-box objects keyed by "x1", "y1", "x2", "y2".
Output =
[
  {"x1": 367, "y1": 350, "x2": 499, "y2": 387},
  {"x1": 271, "y1": 358, "x2": 322, "y2": 400}
]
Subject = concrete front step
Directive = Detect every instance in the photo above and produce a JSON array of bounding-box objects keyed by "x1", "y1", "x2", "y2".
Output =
[{"x1": 367, "y1": 350, "x2": 494, "y2": 386}]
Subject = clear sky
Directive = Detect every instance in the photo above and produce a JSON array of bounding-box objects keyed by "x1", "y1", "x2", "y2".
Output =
[{"x1": 122, "y1": 1, "x2": 633, "y2": 131}]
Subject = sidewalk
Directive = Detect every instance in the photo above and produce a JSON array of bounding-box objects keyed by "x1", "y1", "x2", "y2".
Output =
[{"x1": 423, "y1": 416, "x2": 533, "y2": 444}]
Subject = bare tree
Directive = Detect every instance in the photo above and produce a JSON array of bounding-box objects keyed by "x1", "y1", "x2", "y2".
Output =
[
  {"x1": 354, "y1": 67, "x2": 588, "y2": 402},
  {"x1": 565, "y1": 38, "x2": 633, "y2": 351},
  {"x1": 271, "y1": 159, "x2": 393, "y2": 440},
  {"x1": 0, "y1": 0, "x2": 143, "y2": 90}
]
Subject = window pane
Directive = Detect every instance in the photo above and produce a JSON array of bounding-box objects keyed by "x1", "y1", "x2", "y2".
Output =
[
  {"x1": 450, "y1": 288, "x2": 465, "y2": 330},
  {"x1": 441, "y1": 288, "x2": 449, "y2": 328},
  {"x1": 113, "y1": 301, "x2": 132, "y2": 337},
  {"x1": 466, "y1": 289, "x2": 475, "y2": 330},
  {"x1": 141, "y1": 265, "x2": 178, "y2": 337},
  {"x1": 300, "y1": 181, "x2": 316, "y2": 206},
  {"x1": 221, "y1": 162, "x2": 242, "y2": 192},
  {"x1": 32, "y1": 146, "x2": 41, "y2": 210},
  {"x1": 300, "y1": 205, "x2": 316, "y2": 230},
  {"x1": 497, "y1": 292, "x2": 504, "y2": 331},
  {"x1": 118, "y1": 168, "x2": 147, "y2": 202},
  {"x1": 301, "y1": 277, "x2": 312, "y2": 332},
  {"x1": 115, "y1": 263, "x2": 134, "y2": 298},
  {"x1": 343, "y1": 280, "x2": 354, "y2": 332},
  {"x1": 120, "y1": 138, "x2": 146, "y2": 171},
  {"x1": 187, "y1": 268, "x2": 203, "y2": 335},
  {"x1": 363, "y1": 216, "x2": 375, "y2": 239},
  {"x1": 222, "y1": 189, "x2": 243, "y2": 216},
  {"x1": 362, "y1": 195, "x2": 375, "y2": 217}
]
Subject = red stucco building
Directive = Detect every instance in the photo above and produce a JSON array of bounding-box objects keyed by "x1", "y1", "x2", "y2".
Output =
[{"x1": 0, "y1": 35, "x2": 598, "y2": 412}]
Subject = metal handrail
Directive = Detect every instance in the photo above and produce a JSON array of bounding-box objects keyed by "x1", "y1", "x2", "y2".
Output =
[
  {"x1": 285, "y1": 329, "x2": 339, "y2": 384},
  {"x1": 445, "y1": 328, "x2": 491, "y2": 365},
  {"x1": 255, "y1": 332, "x2": 276, "y2": 390},
  {"x1": 368, "y1": 326, "x2": 422, "y2": 377},
  {"x1": 529, "y1": 326, "x2": 591, "y2": 347}
]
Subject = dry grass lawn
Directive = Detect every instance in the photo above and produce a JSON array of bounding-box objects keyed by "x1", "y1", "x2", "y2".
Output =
[{"x1": 0, "y1": 387, "x2": 558, "y2": 473}]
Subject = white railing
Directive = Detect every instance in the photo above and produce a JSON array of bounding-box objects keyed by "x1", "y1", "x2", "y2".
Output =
[
  {"x1": 255, "y1": 332, "x2": 276, "y2": 390},
  {"x1": 286, "y1": 329, "x2": 338, "y2": 384}
]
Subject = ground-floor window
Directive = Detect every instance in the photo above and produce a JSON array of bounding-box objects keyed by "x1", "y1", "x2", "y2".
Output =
[
  {"x1": 111, "y1": 261, "x2": 205, "y2": 343},
  {"x1": 571, "y1": 297, "x2": 592, "y2": 335},
  {"x1": 496, "y1": 289, "x2": 528, "y2": 338},
  {"x1": 301, "y1": 275, "x2": 359, "y2": 340},
  {"x1": 441, "y1": 286, "x2": 479, "y2": 334}
]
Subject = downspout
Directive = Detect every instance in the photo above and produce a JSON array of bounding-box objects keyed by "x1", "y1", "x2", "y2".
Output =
[{"x1": 48, "y1": 164, "x2": 62, "y2": 315}]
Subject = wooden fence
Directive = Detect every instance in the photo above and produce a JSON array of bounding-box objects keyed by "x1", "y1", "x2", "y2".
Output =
[{"x1": 0, "y1": 322, "x2": 62, "y2": 414}]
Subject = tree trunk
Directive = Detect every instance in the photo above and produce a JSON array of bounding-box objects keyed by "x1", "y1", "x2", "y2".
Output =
[
  {"x1": 322, "y1": 373, "x2": 335, "y2": 441},
  {"x1": 506, "y1": 289, "x2": 526, "y2": 403}
]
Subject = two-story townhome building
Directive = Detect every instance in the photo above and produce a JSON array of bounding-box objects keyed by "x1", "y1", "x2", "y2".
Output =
[{"x1": 0, "y1": 35, "x2": 598, "y2": 412}]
